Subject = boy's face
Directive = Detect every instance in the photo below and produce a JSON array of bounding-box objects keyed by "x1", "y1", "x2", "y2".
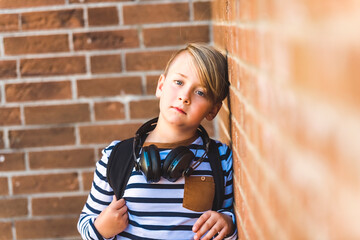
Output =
[{"x1": 156, "y1": 51, "x2": 221, "y2": 130}]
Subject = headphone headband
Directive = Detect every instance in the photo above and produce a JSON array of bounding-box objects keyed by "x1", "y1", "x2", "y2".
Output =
[{"x1": 135, "y1": 117, "x2": 158, "y2": 138}]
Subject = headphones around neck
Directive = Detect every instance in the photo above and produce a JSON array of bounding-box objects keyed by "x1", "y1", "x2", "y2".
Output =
[{"x1": 132, "y1": 117, "x2": 210, "y2": 183}]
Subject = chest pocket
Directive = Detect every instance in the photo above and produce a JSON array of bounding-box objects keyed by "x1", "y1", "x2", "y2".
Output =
[{"x1": 183, "y1": 176, "x2": 215, "y2": 212}]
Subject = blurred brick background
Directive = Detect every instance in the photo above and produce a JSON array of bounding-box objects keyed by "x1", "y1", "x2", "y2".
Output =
[
  {"x1": 0, "y1": 0, "x2": 212, "y2": 239},
  {"x1": 1, "y1": 0, "x2": 360, "y2": 240}
]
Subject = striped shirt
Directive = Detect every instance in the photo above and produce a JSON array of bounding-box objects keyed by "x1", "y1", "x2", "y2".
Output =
[{"x1": 77, "y1": 136, "x2": 236, "y2": 240}]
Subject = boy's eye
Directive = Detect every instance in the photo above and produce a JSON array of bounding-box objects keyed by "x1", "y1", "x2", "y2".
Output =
[
  {"x1": 174, "y1": 80, "x2": 183, "y2": 85},
  {"x1": 195, "y1": 90, "x2": 205, "y2": 97}
]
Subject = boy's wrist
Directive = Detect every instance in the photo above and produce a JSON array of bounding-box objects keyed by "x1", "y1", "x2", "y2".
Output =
[
  {"x1": 225, "y1": 224, "x2": 236, "y2": 238},
  {"x1": 90, "y1": 218, "x2": 106, "y2": 240},
  {"x1": 223, "y1": 213, "x2": 236, "y2": 237},
  {"x1": 217, "y1": 211, "x2": 236, "y2": 238},
  {"x1": 224, "y1": 228, "x2": 237, "y2": 239},
  {"x1": 94, "y1": 217, "x2": 115, "y2": 239}
]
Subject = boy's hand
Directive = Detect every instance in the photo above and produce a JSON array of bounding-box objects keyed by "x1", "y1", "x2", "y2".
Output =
[
  {"x1": 94, "y1": 195, "x2": 129, "y2": 238},
  {"x1": 192, "y1": 211, "x2": 234, "y2": 240}
]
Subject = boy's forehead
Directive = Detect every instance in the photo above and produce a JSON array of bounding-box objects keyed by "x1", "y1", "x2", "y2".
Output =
[{"x1": 167, "y1": 52, "x2": 197, "y2": 75}]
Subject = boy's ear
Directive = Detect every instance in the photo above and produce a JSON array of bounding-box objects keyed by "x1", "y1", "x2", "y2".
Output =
[
  {"x1": 155, "y1": 74, "x2": 166, "y2": 98},
  {"x1": 205, "y1": 102, "x2": 222, "y2": 121}
]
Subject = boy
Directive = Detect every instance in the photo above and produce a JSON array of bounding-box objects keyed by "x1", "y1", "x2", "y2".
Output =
[{"x1": 78, "y1": 43, "x2": 237, "y2": 239}]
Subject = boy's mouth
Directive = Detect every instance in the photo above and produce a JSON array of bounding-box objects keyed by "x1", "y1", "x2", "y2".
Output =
[{"x1": 172, "y1": 106, "x2": 186, "y2": 115}]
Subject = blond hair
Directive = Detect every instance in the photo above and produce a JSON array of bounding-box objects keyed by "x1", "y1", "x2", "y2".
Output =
[{"x1": 164, "y1": 43, "x2": 229, "y2": 104}]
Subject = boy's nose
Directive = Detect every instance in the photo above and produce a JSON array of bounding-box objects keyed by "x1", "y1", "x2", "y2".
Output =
[
  {"x1": 178, "y1": 96, "x2": 190, "y2": 104},
  {"x1": 178, "y1": 88, "x2": 191, "y2": 104}
]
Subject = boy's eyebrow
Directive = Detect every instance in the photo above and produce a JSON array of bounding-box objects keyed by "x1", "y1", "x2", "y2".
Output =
[{"x1": 176, "y1": 73, "x2": 188, "y2": 78}]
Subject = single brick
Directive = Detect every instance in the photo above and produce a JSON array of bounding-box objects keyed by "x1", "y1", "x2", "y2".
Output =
[
  {"x1": 15, "y1": 217, "x2": 79, "y2": 239},
  {"x1": 143, "y1": 25, "x2": 209, "y2": 47},
  {"x1": 213, "y1": 25, "x2": 226, "y2": 50},
  {"x1": 237, "y1": 28, "x2": 259, "y2": 66},
  {"x1": 0, "y1": 152, "x2": 25, "y2": 171},
  {"x1": 90, "y1": 54, "x2": 122, "y2": 73},
  {"x1": 5, "y1": 81, "x2": 72, "y2": 102},
  {"x1": 12, "y1": 172, "x2": 79, "y2": 194},
  {"x1": 20, "y1": 56, "x2": 86, "y2": 76},
  {"x1": 0, "y1": 131, "x2": 4, "y2": 149},
  {"x1": 9, "y1": 127, "x2": 75, "y2": 148},
  {"x1": 194, "y1": 1, "x2": 212, "y2": 20},
  {"x1": 21, "y1": 9, "x2": 84, "y2": 30},
  {"x1": 0, "y1": 60, "x2": 17, "y2": 79},
  {"x1": 0, "y1": 14, "x2": 19, "y2": 32},
  {"x1": 0, "y1": 0, "x2": 64, "y2": 9},
  {"x1": 130, "y1": 99, "x2": 159, "y2": 119},
  {"x1": 77, "y1": 77, "x2": 142, "y2": 97},
  {"x1": 94, "y1": 101, "x2": 125, "y2": 120},
  {"x1": 211, "y1": 0, "x2": 225, "y2": 22},
  {"x1": 97, "y1": 148, "x2": 102, "y2": 157},
  {"x1": 0, "y1": 177, "x2": 9, "y2": 195},
  {"x1": 88, "y1": 6, "x2": 119, "y2": 26},
  {"x1": 146, "y1": 75, "x2": 159, "y2": 95},
  {"x1": 29, "y1": 148, "x2": 95, "y2": 169},
  {"x1": 70, "y1": 0, "x2": 130, "y2": 2},
  {"x1": 4, "y1": 34, "x2": 69, "y2": 55},
  {"x1": 24, "y1": 103, "x2": 90, "y2": 125},
  {"x1": 126, "y1": 50, "x2": 174, "y2": 71},
  {"x1": 32, "y1": 195, "x2": 87, "y2": 216},
  {"x1": 123, "y1": 3, "x2": 189, "y2": 24},
  {"x1": 79, "y1": 123, "x2": 141, "y2": 144},
  {"x1": 82, "y1": 171, "x2": 94, "y2": 191},
  {"x1": 0, "y1": 107, "x2": 21, "y2": 126},
  {"x1": 73, "y1": 29, "x2": 139, "y2": 50},
  {"x1": 0, "y1": 222, "x2": 12, "y2": 240},
  {"x1": 0, "y1": 198, "x2": 28, "y2": 218}
]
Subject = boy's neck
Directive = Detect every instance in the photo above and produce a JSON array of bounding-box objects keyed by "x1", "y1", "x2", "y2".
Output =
[{"x1": 145, "y1": 117, "x2": 199, "y2": 144}]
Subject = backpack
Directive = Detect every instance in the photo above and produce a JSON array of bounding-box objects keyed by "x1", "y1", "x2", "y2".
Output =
[{"x1": 106, "y1": 137, "x2": 225, "y2": 211}]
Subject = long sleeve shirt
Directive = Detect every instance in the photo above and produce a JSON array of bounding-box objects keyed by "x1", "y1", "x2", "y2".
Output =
[{"x1": 78, "y1": 136, "x2": 237, "y2": 240}]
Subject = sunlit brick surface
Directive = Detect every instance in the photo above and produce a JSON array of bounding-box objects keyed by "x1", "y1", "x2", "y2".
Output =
[{"x1": 213, "y1": 0, "x2": 360, "y2": 239}]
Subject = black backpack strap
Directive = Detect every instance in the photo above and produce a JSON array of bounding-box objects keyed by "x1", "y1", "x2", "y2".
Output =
[
  {"x1": 208, "y1": 139, "x2": 225, "y2": 211},
  {"x1": 106, "y1": 137, "x2": 135, "y2": 200}
]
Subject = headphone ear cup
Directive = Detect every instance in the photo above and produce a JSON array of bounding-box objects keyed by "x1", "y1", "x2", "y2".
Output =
[
  {"x1": 163, "y1": 146, "x2": 195, "y2": 182},
  {"x1": 139, "y1": 145, "x2": 161, "y2": 183}
]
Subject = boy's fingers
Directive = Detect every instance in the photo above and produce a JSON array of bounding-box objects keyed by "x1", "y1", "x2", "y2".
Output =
[
  {"x1": 193, "y1": 213, "x2": 218, "y2": 240},
  {"x1": 196, "y1": 221, "x2": 216, "y2": 240},
  {"x1": 114, "y1": 199, "x2": 126, "y2": 209},
  {"x1": 122, "y1": 211, "x2": 129, "y2": 221},
  {"x1": 213, "y1": 228, "x2": 227, "y2": 240},
  {"x1": 118, "y1": 203, "x2": 128, "y2": 215},
  {"x1": 110, "y1": 196, "x2": 126, "y2": 209},
  {"x1": 192, "y1": 211, "x2": 211, "y2": 232},
  {"x1": 197, "y1": 221, "x2": 226, "y2": 240}
]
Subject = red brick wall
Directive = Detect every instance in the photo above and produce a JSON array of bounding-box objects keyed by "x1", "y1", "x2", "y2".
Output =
[
  {"x1": 0, "y1": 1, "x2": 211, "y2": 239},
  {"x1": 213, "y1": 0, "x2": 360, "y2": 239}
]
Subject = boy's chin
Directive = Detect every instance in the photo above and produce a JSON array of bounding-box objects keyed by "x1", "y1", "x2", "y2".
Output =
[
  {"x1": 160, "y1": 112, "x2": 204, "y2": 129},
  {"x1": 168, "y1": 118, "x2": 203, "y2": 130},
  {"x1": 166, "y1": 118, "x2": 187, "y2": 127}
]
